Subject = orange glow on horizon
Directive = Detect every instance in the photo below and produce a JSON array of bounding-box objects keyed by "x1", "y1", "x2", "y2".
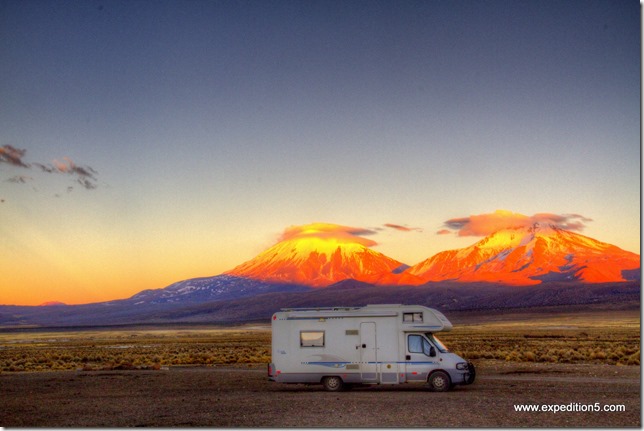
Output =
[{"x1": 2, "y1": 220, "x2": 640, "y2": 306}]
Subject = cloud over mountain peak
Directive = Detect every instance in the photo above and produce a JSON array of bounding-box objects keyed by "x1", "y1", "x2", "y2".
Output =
[{"x1": 438, "y1": 209, "x2": 593, "y2": 236}]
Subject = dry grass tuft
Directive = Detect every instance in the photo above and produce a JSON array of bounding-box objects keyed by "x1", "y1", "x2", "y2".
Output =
[
  {"x1": 440, "y1": 326, "x2": 639, "y2": 366},
  {"x1": 0, "y1": 317, "x2": 639, "y2": 372},
  {"x1": 0, "y1": 327, "x2": 271, "y2": 372}
]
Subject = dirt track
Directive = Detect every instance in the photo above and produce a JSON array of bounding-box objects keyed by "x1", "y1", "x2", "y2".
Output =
[{"x1": 0, "y1": 360, "x2": 639, "y2": 427}]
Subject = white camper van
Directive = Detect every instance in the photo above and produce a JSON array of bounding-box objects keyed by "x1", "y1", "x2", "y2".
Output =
[{"x1": 268, "y1": 304, "x2": 475, "y2": 391}]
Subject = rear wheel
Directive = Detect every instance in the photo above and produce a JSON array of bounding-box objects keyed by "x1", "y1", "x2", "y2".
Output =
[
  {"x1": 428, "y1": 371, "x2": 451, "y2": 392},
  {"x1": 322, "y1": 376, "x2": 344, "y2": 392}
]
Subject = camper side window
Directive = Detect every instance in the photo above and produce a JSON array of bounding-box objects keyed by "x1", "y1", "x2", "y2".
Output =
[
  {"x1": 300, "y1": 331, "x2": 325, "y2": 347},
  {"x1": 408, "y1": 335, "x2": 431, "y2": 356},
  {"x1": 403, "y1": 312, "x2": 423, "y2": 323}
]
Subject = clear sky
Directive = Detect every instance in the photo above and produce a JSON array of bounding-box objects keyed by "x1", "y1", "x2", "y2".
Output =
[{"x1": 0, "y1": 0, "x2": 639, "y2": 305}]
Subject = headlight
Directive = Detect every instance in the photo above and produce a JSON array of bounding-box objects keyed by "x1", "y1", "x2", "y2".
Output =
[{"x1": 456, "y1": 362, "x2": 468, "y2": 370}]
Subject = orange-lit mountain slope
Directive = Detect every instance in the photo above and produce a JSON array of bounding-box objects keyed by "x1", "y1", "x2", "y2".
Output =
[
  {"x1": 403, "y1": 223, "x2": 640, "y2": 285},
  {"x1": 225, "y1": 223, "x2": 405, "y2": 286}
]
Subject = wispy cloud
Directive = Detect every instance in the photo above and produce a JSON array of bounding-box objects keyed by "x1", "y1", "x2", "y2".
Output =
[
  {"x1": 1, "y1": 145, "x2": 99, "y2": 191},
  {"x1": 384, "y1": 223, "x2": 422, "y2": 232},
  {"x1": 52, "y1": 158, "x2": 98, "y2": 189},
  {"x1": 280, "y1": 223, "x2": 378, "y2": 247},
  {"x1": 5, "y1": 175, "x2": 33, "y2": 184},
  {"x1": 438, "y1": 209, "x2": 592, "y2": 236},
  {"x1": 0, "y1": 145, "x2": 29, "y2": 168},
  {"x1": 33, "y1": 163, "x2": 56, "y2": 174}
]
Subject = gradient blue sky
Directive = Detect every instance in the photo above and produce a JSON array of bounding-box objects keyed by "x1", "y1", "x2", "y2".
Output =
[{"x1": 0, "y1": 0, "x2": 640, "y2": 305}]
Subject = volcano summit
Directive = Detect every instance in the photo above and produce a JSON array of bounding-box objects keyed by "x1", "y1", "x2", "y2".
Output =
[
  {"x1": 226, "y1": 223, "x2": 406, "y2": 286},
  {"x1": 0, "y1": 221, "x2": 639, "y2": 326},
  {"x1": 118, "y1": 221, "x2": 638, "y2": 308},
  {"x1": 227, "y1": 222, "x2": 639, "y2": 288},
  {"x1": 402, "y1": 223, "x2": 640, "y2": 285}
]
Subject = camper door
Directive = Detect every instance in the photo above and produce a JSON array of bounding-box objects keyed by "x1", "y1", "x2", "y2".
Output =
[
  {"x1": 404, "y1": 333, "x2": 436, "y2": 382},
  {"x1": 360, "y1": 322, "x2": 378, "y2": 383}
]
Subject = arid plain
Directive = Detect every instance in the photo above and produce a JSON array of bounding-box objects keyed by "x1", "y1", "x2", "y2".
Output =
[{"x1": 0, "y1": 306, "x2": 639, "y2": 427}]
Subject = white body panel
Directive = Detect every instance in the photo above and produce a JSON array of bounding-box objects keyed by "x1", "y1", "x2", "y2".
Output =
[{"x1": 268, "y1": 304, "x2": 474, "y2": 389}]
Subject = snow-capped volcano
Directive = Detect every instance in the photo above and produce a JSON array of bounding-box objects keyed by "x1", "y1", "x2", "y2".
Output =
[
  {"x1": 226, "y1": 223, "x2": 405, "y2": 286},
  {"x1": 122, "y1": 222, "x2": 638, "y2": 309},
  {"x1": 403, "y1": 223, "x2": 640, "y2": 285}
]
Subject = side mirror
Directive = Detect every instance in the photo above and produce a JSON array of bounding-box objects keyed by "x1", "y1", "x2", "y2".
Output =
[{"x1": 429, "y1": 346, "x2": 436, "y2": 357}]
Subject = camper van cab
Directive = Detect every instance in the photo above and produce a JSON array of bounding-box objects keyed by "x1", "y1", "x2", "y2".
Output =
[{"x1": 268, "y1": 304, "x2": 475, "y2": 391}]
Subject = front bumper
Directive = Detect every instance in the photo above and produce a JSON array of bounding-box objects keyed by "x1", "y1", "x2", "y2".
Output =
[
  {"x1": 464, "y1": 361, "x2": 476, "y2": 385},
  {"x1": 448, "y1": 361, "x2": 476, "y2": 386}
]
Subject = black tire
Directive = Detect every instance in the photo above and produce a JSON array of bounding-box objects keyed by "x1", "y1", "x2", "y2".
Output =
[
  {"x1": 428, "y1": 370, "x2": 451, "y2": 392},
  {"x1": 322, "y1": 376, "x2": 344, "y2": 392}
]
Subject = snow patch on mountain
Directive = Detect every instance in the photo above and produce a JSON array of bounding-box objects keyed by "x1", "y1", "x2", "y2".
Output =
[
  {"x1": 127, "y1": 274, "x2": 311, "y2": 305},
  {"x1": 405, "y1": 223, "x2": 640, "y2": 285},
  {"x1": 226, "y1": 234, "x2": 404, "y2": 287}
]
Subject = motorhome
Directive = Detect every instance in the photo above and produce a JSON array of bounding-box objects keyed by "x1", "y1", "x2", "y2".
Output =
[{"x1": 268, "y1": 304, "x2": 475, "y2": 391}]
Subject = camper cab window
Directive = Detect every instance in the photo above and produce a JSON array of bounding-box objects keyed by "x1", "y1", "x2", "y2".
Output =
[
  {"x1": 403, "y1": 312, "x2": 423, "y2": 323},
  {"x1": 408, "y1": 334, "x2": 432, "y2": 356},
  {"x1": 300, "y1": 331, "x2": 325, "y2": 347}
]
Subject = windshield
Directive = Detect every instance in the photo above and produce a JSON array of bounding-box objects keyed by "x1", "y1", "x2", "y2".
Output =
[{"x1": 427, "y1": 333, "x2": 449, "y2": 353}]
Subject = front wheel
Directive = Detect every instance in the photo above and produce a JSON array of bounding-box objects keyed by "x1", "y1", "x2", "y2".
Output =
[
  {"x1": 428, "y1": 371, "x2": 451, "y2": 392},
  {"x1": 465, "y1": 362, "x2": 476, "y2": 384},
  {"x1": 322, "y1": 376, "x2": 344, "y2": 392}
]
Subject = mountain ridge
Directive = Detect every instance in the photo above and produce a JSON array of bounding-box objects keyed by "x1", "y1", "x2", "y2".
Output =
[
  {"x1": 0, "y1": 281, "x2": 638, "y2": 327},
  {"x1": 224, "y1": 222, "x2": 640, "y2": 289},
  {"x1": 401, "y1": 223, "x2": 640, "y2": 285},
  {"x1": 0, "y1": 222, "x2": 639, "y2": 327}
]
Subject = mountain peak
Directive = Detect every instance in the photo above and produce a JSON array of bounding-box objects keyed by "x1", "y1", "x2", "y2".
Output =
[
  {"x1": 90, "y1": 221, "x2": 639, "y2": 312},
  {"x1": 406, "y1": 225, "x2": 639, "y2": 285},
  {"x1": 226, "y1": 223, "x2": 403, "y2": 286},
  {"x1": 38, "y1": 301, "x2": 67, "y2": 306}
]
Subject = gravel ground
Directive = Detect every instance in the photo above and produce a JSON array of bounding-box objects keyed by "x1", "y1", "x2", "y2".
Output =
[{"x1": 0, "y1": 360, "x2": 639, "y2": 427}]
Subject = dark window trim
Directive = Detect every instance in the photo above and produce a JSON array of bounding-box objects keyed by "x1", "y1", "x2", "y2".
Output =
[
  {"x1": 300, "y1": 330, "x2": 325, "y2": 348},
  {"x1": 403, "y1": 312, "x2": 424, "y2": 323}
]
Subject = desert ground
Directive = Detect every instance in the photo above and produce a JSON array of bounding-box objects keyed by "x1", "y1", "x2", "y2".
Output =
[
  {"x1": 0, "y1": 307, "x2": 640, "y2": 427},
  {"x1": 0, "y1": 362, "x2": 639, "y2": 427}
]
